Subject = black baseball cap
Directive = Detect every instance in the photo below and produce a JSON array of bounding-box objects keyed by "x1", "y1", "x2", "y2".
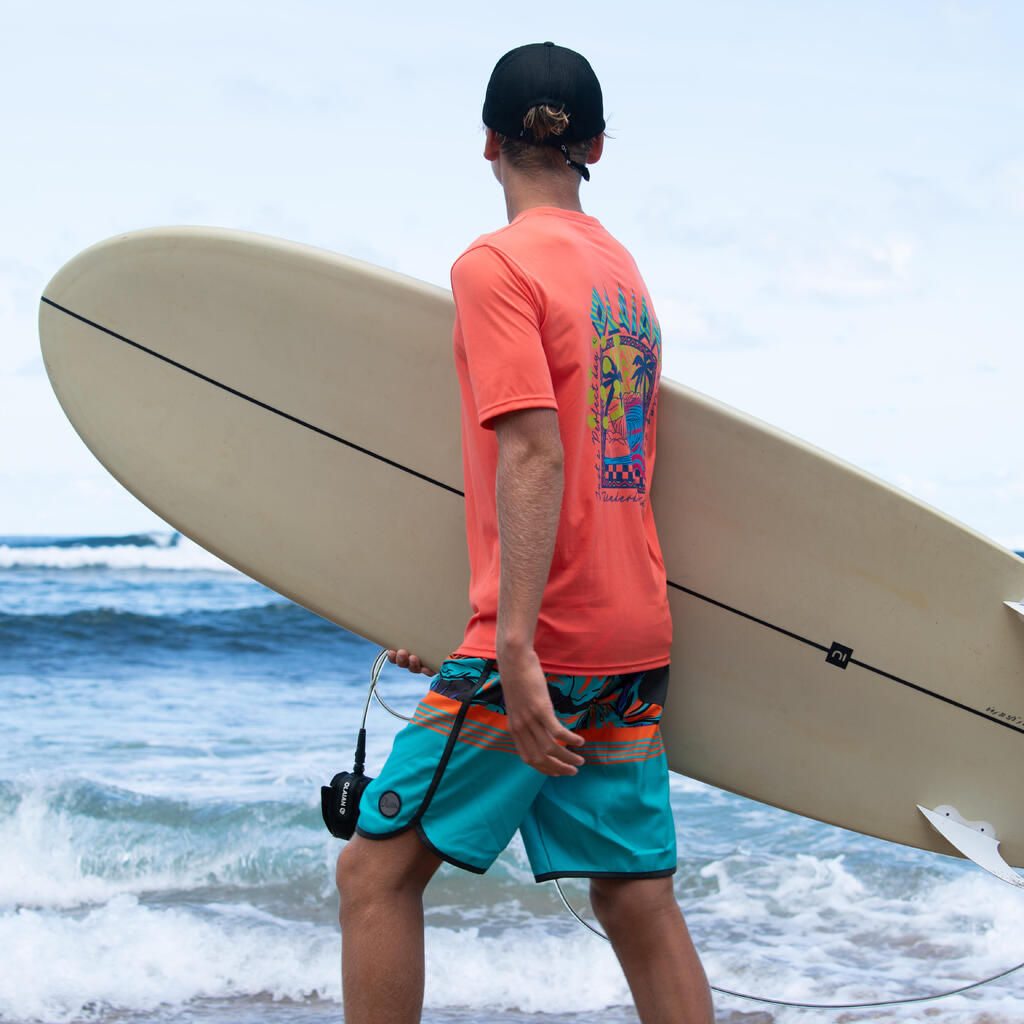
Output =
[{"x1": 482, "y1": 42, "x2": 605, "y2": 144}]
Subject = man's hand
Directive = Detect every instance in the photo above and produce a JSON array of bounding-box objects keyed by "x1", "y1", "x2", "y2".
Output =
[
  {"x1": 497, "y1": 642, "x2": 584, "y2": 776},
  {"x1": 387, "y1": 649, "x2": 433, "y2": 675}
]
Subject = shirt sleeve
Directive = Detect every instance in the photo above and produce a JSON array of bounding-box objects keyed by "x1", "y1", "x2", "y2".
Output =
[{"x1": 451, "y1": 243, "x2": 557, "y2": 430}]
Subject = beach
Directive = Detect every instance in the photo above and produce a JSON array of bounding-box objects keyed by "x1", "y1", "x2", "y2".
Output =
[{"x1": 2, "y1": 532, "x2": 1024, "y2": 1023}]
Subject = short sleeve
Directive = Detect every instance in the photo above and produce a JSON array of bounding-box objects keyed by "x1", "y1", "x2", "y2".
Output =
[{"x1": 451, "y1": 244, "x2": 557, "y2": 429}]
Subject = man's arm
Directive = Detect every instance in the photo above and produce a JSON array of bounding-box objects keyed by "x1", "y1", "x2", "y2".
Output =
[{"x1": 493, "y1": 407, "x2": 584, "y2": 776}]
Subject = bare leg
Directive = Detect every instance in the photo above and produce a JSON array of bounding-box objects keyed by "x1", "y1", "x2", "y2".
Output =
[
  {"x1": 336, "y1": 830, "x2": 442, "y2": 1024},
  {"x1": 590, "y1": 875, "x2": 713, "y2": 1024}
]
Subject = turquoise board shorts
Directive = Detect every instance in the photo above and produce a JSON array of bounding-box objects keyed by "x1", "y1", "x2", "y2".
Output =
[{"x1": 357, "y1": 657, "x2": 676, "y2": 880}]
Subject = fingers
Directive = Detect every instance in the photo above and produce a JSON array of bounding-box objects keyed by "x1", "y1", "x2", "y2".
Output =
[
  {"x1": 526, "y1": 742, "x2": 584, "y2": 777},
  {"x1": 510, "y1": 715, "x2": 586, "y2": 777},
  {"x1": 386, "y1": 649, "x2": 433, "y2": 675},
  {"x1": 547, "y1": 742, "x2": 586, "y2": 775},
  {"x1": 556, "y1": 723, "x2": 586, "y2": 749}
]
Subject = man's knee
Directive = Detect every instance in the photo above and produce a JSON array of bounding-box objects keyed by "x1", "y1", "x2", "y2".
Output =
[
  {"x1": 589, "y1": 874, "x2": 679, "y2": 930},
  {"x1": 336, "y1": 830, "x2": 440, "y2": 910},
  {"x1": 335, "y1": 837, "x2": 369, "y2": 903}
]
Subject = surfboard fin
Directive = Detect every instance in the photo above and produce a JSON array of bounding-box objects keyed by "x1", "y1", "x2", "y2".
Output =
[
  {"x1": 1006, "y1": 600, "x2": 1024, "y2": 621},
  {"x1": 918, "y1": 804, "x2": 1024, "y2": 888}
]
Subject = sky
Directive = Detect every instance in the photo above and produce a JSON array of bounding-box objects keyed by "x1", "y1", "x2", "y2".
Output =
[{"x1": 1, "y1": 0, "x2": 1022, "y2": 549}]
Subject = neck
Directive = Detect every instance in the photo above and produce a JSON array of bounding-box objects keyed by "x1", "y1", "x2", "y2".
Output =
[{"x1": 501, "y1": 168, "x2": 584, "y2": 223}]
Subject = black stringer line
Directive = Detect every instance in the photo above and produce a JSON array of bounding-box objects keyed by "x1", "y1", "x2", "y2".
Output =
[
  {"x1": 667, "y1": 580, "x2": 1024, "y2": 738},
  {"x1": 40, "y1": 297, "x2": 465, "y2": 498},
  {"x1": 668, "y1": 581, "x2": 829, "y2": 654}
]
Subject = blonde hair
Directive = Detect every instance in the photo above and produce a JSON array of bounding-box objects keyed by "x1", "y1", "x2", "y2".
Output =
[
  {"x1": 522, "y1": 104, "x2": 571, "y2": 140},
  {"x1": 498, "y1": 103, "x2": 596, "y2": 176}
]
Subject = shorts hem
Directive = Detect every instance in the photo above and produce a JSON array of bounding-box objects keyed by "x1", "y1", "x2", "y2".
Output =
[
  {"x1": 533, "y1": 866, "x2": 677, "y2": 883},
  {"x1": 352, "y1": 823, "x2": 490, "y2": 875},
  {"x1": 354, "y1": 821, "x2": 415, "y2": 841},
  {"x1": 415, "y1": 823, "x2": 489, "y2": 875}
]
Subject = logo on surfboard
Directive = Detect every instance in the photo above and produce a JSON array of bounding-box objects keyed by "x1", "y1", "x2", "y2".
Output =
[{"x1": 826, "y1": 642, "x2": 854, "y2": 669}]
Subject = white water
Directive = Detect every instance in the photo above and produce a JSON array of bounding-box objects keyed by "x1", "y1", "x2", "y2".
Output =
[
  {"x1": 5, "y1": 772, "x2": 1024, "y2": 1022},
  {"x1": 0, "y1": 535, "x2": 235, "y2": 571},
  {"x1": 4, "y1": 538, "x2": 1024, "y2": 1023}
]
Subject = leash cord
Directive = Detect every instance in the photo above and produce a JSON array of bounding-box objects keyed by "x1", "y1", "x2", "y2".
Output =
[
  {"x1": 367, "y1": 648, "x2": 415, "y2": 723},
  {"x1": 365, "y1": 648, "x2": 415, "y2": 723},
  {"x1": 553, "y1": 879, "x2": 1024, "y2": 1009}
]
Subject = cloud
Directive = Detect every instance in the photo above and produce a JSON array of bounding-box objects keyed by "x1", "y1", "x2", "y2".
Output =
[
  {"x1": 0, "y1": 261, "x2": 46, "y2": 374},
  {"x1": 942, "y1": 0, "x2": 994, "y2": 31},
  {"x1": 626, "y1": 184, "x2": 741, "y2": 252},
  {"x1": 784, "y1": 236, "x2": 914, "y2": 301},
  {"x1": 216, "y1": 74, "x2": 343, "y2": 118},
  {"x1": 12, "y1": 356, "x2": 46, "y2": 378},
  {"x1": 657, "y1": 298, "x2": 762, "y2": 352},
  {"x1": 880, "y1": 170, "x2": 975, "y2": 226},
  {"x1": 991, "y1": 157, "x2": 1024, "y2": 215}
]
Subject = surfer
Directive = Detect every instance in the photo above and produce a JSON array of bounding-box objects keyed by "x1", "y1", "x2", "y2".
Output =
[{"x1": 337, "y1": 42, "x2": 713, "y2": 1024}]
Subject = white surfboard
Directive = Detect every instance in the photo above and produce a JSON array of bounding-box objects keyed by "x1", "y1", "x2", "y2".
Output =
[{"x1": 39, "y1": 227, "x2": 1024, "y2": 866}]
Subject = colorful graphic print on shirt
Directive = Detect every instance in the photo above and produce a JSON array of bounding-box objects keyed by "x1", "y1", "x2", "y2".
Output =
[{"x1": 588, "y1": 286, "x2": 662, "y2": 502}]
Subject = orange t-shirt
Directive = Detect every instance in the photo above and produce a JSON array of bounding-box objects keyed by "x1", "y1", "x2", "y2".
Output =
[{"x1": 451, "y1": 206, "x2": 672, "y2": 674}]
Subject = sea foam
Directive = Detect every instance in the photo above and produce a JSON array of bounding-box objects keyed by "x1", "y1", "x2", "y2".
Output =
[
  {"x1": 4, "y1": 773, "x2": 1024, "y2": 1024},
  {"x1": 0, "y1": 895, "x2": 339, "y2": 1023}
]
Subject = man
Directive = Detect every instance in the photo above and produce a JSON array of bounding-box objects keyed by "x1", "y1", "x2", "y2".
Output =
[{"x1": 336, "y1": 42, "x2": 713, "y2": 1024}]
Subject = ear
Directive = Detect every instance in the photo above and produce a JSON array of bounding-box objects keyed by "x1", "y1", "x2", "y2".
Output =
[
  {"x1": 586, "y1": 134, "x2": 605, "y2": 165},
  {"x1": 484, "y1": 128, "x2": 501, "y2": 162}
]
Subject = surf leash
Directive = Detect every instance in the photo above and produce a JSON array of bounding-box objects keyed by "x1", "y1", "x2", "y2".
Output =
[
  {"x1": 553, "y1": 879, "x2": 1024, "y2": 1010},
  {"x1": 369, "y1": 652, "x2": 414, "y2": 723}
]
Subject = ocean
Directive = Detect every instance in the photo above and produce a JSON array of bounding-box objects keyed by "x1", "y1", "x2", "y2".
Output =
[{"x1": 2, "y1": 531, "x2": 1024, "y2": 1024}]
